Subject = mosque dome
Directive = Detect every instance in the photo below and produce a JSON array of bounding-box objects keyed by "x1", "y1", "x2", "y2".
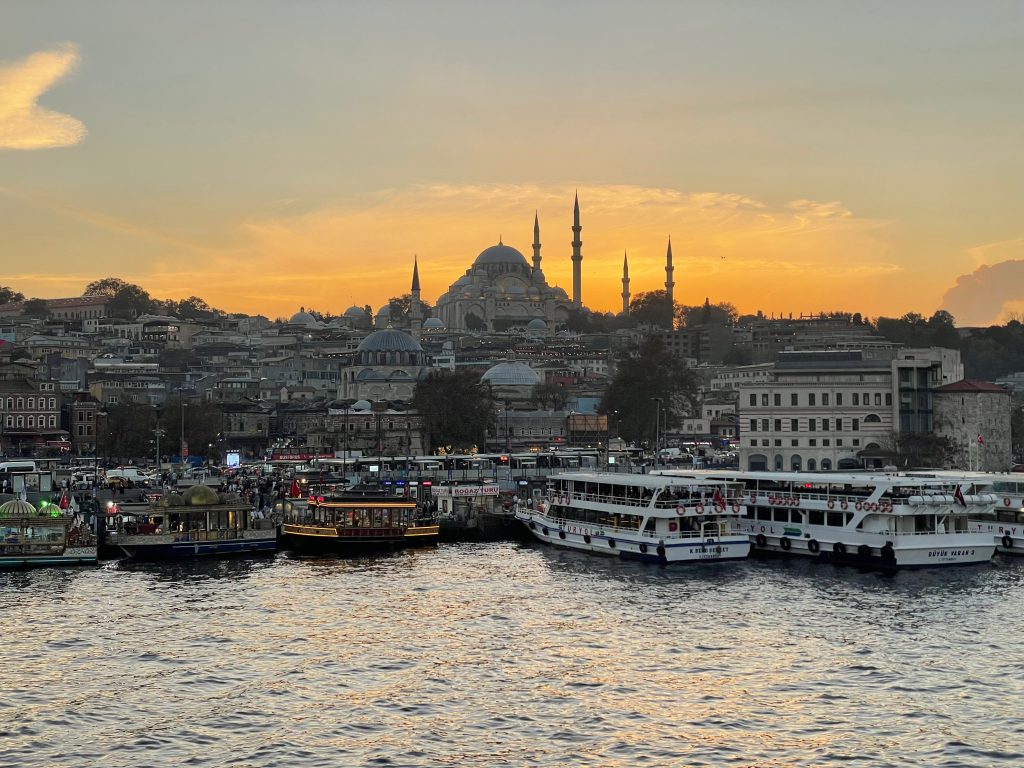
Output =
[
  {"x1": 356, "y1": 328, "x2": 423, "y2": 354},
  {"x1": 352, "y1": 399, "x2": 372, "y2": 411},
  {"x1": 344, "y1": 306, "x2": 367, "y2": 317},
  {"x1": 481, "y1": 360, "x2": 541, "y2": 387},
  {"x1": 526, "y1": 318, "x2": 548, "y2": 331},
  {"x1": 0, "y1": 499, "x2": 37, "y2": 517},
  {"x1": 423, "y1": 318, "x2": 444, "y2": 329},
  {"x1": 473, "y1": 243, "x2": 530, "y2": 268},
  {"x1": 289, "y1": 307, "x2": 317, "y2": 326}
]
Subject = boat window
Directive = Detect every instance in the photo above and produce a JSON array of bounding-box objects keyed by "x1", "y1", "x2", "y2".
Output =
[
  {"x1": 808, "y1": 510, "x2": 824, "y2": 525},
  {"x1": 772, "y1": 509, "x2": 788, "y2": 523},
  {"x1": 790, "y1": 510, "x2": 804, "y2": 524},
  {"x1": 827, "y1": 512, "x2": 844, "y2": 527},
  {"x1": 845, "y1": 513, "x2": 854, "y2": 525},
  {"x1": 742, "y1": 506, "x2": 754, "y2": 519}
]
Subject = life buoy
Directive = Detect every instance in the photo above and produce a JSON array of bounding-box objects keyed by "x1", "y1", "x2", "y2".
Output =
[
  {"x1": 750, "y1": 493, "x2": 757, "y2": 503},
  {"x1": 732, "y1": 504, "x2": 740, "y2": 513},
  {"x1": 857, "y1": 544, "x2": 872, "y2": 557},
  {"x1": 827, "y1": 499, "x2": 835, "y2": 510},
  {"x1": 656, "y1": 545, "x2": 666, "y2": 558},
  {"x1": 542, "y1": 527, "x2": 549, "y2": 536},
  {"x1": 755, "y1": 533, "x2": 767, "y2": 548},
  {"x1": 868, "y1": 503, "x2": 878, "y2": 512},
  {"x1": 780, "y1": 536, "x2": 792, "y2": 551},
  {"x1": 639, "y1": 543, "x2": 648, "y2": 553},
  {"x1": 696, "y1": 504, "x2": 704, "y2": 514},
  {"x1": 668, "y1": 521, "x2": 678, "y2": 532},
  {"x1": 676, "y1": 506, "x2": 685, "y2": 516},
  {"x1": 855, "y1": 501, "x2": 863, "y2": 511},
  {"x1": 607, "y1": 538, "x2": 616, "y2": 549},
  {"x1": 1002, "y1": 534, "x2": 1013, "y2": 548},
  {"x1": 833, "y1": 542, "x2": 847, "y2": 556},
  {"x1": 1004, "y1": 497, "x2": 1012, "y2": 507},
  {"x1": 583, "y1": 534, "x2": 591, "y2": 544},
  {"x1": 558, "y1": 530, "x2": 566, "y2": 540},
  {"x1": 807, "y1": 539, "x2": 820, "y2": 553},
  {"x1": 840, "y1": 501, "x2": 848, "y2": 511}
]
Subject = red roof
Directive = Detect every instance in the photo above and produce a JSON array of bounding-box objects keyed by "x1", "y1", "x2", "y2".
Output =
[{"x1": 935, "y1": 379, "x2": 1009, "y2": 394}]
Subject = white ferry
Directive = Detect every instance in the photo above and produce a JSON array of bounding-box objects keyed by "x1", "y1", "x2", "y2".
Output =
[
  {"x1": 657, "y1": 470, "x2": 997, "y2": 568},
  {"x1": 911, "y1": 472, "x2": 1024, "y2": 555},
  {"x1": 514, "y1": 471, "x2": 750, "y2": 564}
]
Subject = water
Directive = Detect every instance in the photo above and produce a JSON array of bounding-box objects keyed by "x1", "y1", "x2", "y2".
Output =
[{"x1": 3, "y1": 544, "x2": 1024, "y2": 767}]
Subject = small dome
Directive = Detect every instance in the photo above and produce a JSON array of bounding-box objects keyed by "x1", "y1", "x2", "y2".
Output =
[
  {"x1": 289, "y1": 307, "x2": 317, "y2": 326},
  {"x1": 352, "y1": 399, "x2": 372, "y2": 411},
  {"x1": 481, "y1": 360, "x2": 541, "y2": 387},
  {"x1": 526, "y1": 318, "x2": 548, "y2": 331},
  {"x1": 473, "y1": 243, "x2": 530, "y2": 268},
  {"x1": 0, "y1": 499, "x2": 38, "y2": 517},
  {"x1": 376, "y1": 305, "x2": 391, "y2": 317},
  {"x1": 423, "y1": 318, "x2": 444, "y2": 329},
  {"x1": 344, "y1": 306, "x2": 367, "y2": 317},
  {"x1": 356, "y1": 328, "x2": 423, "y2": 354}
]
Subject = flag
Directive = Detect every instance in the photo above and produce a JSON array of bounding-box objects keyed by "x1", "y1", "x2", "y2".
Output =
[
  {"x1": 58, "y1": 491, "x2": 69, "y2": 510},
  {"x1": 290, "y1": 479, "x2": 301, "y2": 498},
  {"x1": 977, "y1": 435, "x2": 985, "y2": 446},
  {"x1": 954, "y1": 485, "x2": 966, "y2": 507},
  {"x1": 712, "y1": 488, "x2": 725, "y2": 508}
]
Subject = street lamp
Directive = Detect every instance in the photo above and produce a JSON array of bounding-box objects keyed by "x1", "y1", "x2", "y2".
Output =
[
  {"x1": 153, "y1": 404, "x2": 164, "y2": 470},
  {"x1": 652, "y1": 397, "x2": 663, "y2": 467}
]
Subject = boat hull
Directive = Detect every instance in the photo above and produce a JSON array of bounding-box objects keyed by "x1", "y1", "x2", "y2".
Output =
[
  {"x1": 0, "y1": 546, "x2": 97, "y2": 569},
  {"x1": 741, "y1": 521, "x2": 995, "y2": 568},
  {"x1": 517, "y1": 512, "x2": 750, "y2": 564},
  {"x1": 968, "y1": 519, "x2": 1024, "y2": 556},
  {"x1": 113, "y1": 532, "x2": 277, "y2": 560}
]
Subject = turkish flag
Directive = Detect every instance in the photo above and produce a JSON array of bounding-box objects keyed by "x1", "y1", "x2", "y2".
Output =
[
  {"x1": 953, "y1": 485, "x2": 966, "y2": 507},
  {"x1": 58, "y1": 491, "x2": 69, "y2": 510},
  {"x1": 290, "y1": 479, "x2": 302, "y2": 498}
]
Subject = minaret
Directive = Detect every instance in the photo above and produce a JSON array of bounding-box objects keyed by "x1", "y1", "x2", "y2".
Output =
[
  {"x1": 409, "y1": 255, "x2": 423, "y2": 340},
  {"x1": 665, "y1": 236, "x2": 675, "y2": 308},
  {"x1": 532, "y1": 211, "x2": 542, "y2": 275},
  {"x1": 571, "y1": 191, "x2": 582, "y2": 307},
  {"x1": 621, "y1": 250, "x2": 630, "y2": 315}
]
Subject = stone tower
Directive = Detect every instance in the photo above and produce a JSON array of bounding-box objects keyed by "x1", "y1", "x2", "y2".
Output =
[
  {"x1": 409, "y1": 255, "x2": 423, "y2": 340},
  {"x1": 532, "y1": 211, "x2": 542, "y2": 275}
]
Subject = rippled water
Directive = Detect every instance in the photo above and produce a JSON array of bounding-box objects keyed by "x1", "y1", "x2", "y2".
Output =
[{"x1": 3, "y1": 544, "x2": 1024, "y2": 767}]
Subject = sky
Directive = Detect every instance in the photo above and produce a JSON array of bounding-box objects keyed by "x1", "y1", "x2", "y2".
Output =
[{"x1": 1, "y1": 1, "x2": 1022, "y2": 325}]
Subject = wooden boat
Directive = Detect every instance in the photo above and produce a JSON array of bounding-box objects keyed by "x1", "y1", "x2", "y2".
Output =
[
  {"x1": 0, "y1": 498, "x2": 97, "y2": 568},
  {"x1": 281, "y1": 488, "x2": 439, "y2": 553}
]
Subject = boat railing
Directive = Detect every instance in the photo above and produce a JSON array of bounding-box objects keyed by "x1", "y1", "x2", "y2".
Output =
[
  {"x1": 171, "y1": 528, "x2": 249, "y2": 543},
  {"x1": 538, "y1": 513, "x2": 741, "y2": 541}
]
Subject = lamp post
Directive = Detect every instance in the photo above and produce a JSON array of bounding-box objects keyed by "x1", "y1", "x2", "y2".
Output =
[
  {"x1": 153, "y1": 404, "x2": 163, "y2": 470},
  {"x1": 652, "y1": 397, "x2": 663, "y2": 467}
]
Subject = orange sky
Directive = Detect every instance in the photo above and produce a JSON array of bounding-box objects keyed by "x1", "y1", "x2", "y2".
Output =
[{"x1": 1, "y1": 5, "x2": 1022, "y2": 325}]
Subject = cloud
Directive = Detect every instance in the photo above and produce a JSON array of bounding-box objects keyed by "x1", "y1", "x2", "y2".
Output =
[
  {"x1": 0, "y1": 44, "x2": 85, "y2": 150},
  {"x1": 940, "y1": 259, "x2": 1024, "y2": 326}
]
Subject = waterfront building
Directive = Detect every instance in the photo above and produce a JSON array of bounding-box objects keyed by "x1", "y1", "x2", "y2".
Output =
[{"x1": 933, "y1": 380, "x2": 1012, "y2": 471}]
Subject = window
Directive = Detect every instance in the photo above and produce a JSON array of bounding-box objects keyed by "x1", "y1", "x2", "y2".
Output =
[
  {"x1": 863, "y1": 392, "x2": 869, "y2": 404},
  {"x1": 49, "y1": 398, "x2": 56, "y2": 409},
  {"x1": 874, "y1": 393, "x2": 882, "y2": 406},
  {"x1": 852, "y1": 418, "x2": 859, "y2": 431},
  {"x1": 809, "y1": 510, "x2": 825, "y2": 525},
  {"x1": 886, "y1": 393, "x2": 892, "y2": 406},
  {"x1": 852, "y1": 393, "x2": 859, "y2": 406},
  {"x1": 27, "y1": 397, "x2": 34, "y2": 409},
  {"x1": 774, "y1": 439, "x2": 782, "y2": 446},
  {"x1": 828, "y1": 512, "x2": 844, "y2": 527},
  {"x1": 773, "y1": 393, "x2": 781, "y2": 406},
  {"x1": 853, "y1": 439, "x2": 860, "y2": 447},
  {"x1": 791, "y1": 419, "x2": 798, "y2": 431},
  {"x1": 761, "y1": 439, "x2": 769, "y2": 447},
  {"x1": 822, "y1": 419, "x2": 829, "y2": 432},
  {"x1": 49, "y1": 415, "x2": 56, "y2": 427},
  {"x1": 750, "y1": 419, "x2": 757, "y2": 432},
  {"x1": 27, "y1": 416, "x2": 34, "y2": 428},
  {"x1": 808, "y1": 419, "x2": 816, "y2": 432},
  {"x1": 791, "y1": 393, "x2": 798, "y2": 406},
  {"x1": 822, "y1": 393, "x2": 830, "y2": 406},
  {"x1": 822, "y1": 438, "x2": 830, "y2": 446},
  {"x1": 836, "y1": 438, "x2": 843, "y2": 447},
  {"x1": 836, "y1": 393, "x2": 843, "y2": 406},
  {"x1": 761, "y1": 419, "x2": 769, "y2": 431},
  {"x1": 749, "y1": 394, "x2": 756, "y2": 406},
  {"x1": 774, "y1": 419, "x2": 782, "y2": 432},
  {"x1": 791, "y1": 439, "x2": 799, "y2": 447},
  {"x1": 809, "y1": 438, "x2": 816, "y2": 447},
  {"x1": 761, "y1": 394, "x2": 769, "y2": 406},
  {"x1": 808, "y1": 393, "x2": 816, "y2": 406}
]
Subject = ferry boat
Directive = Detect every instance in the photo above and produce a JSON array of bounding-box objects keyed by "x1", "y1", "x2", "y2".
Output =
[
  {"x1": 514, "y1": 471, "x2": 750, "y2": 563},
  {"x1": 661, "y1": 470, "x2": 997, "y2": 568},
  {"x1": 913, "y1": 472, "x2": 1024, "y2": 555},
  {"x1": 281, "y1": 488, "x2": 439, "y2": 554},
  {"x1": 104, "y1": 499, "x2": 277, "y2": 559},
  {"x1": 0, "y1": 498, "x2": 97, "y2": 568}
]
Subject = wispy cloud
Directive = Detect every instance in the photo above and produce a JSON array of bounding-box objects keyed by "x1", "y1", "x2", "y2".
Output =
[{"x1": 0, "y1": 44, "x2": 85, "y2": 150}]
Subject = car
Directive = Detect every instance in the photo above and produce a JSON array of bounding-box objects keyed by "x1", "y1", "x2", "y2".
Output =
[
  {"x1": 72, "y1": 472, "x2": 97, "y2": 490},
  {"x1": 106, "y1": 468, "x2": 151, "y2": 489}
]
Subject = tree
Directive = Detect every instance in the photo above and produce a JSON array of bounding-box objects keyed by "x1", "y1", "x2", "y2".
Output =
[
  {"x1": 412, "y1": 369, "x2": 494, "y2": 451},
  {"x1": 174, "y1": 296, "x2": 217, "y2": 320},
  {"x1": 600, "y1": 336, "x2": 698, "y2": 445},
  {"x1": 388, "y1": 293, "x2": 433, "y2": 324},
  {"x1": 83, "y1": 277, "x2": 128, "y2": 297},
  {"x1": 679, "y1": 299, "x2": 738, "y2": 328},
  {"x1": 629, "y1": 290, "x2": 676, "y2": 329},
  {"x1": 22, "y1": 298, "x2": 50, "y2": 319},
  {"x1": 878, "y1": 431, "x2": 959, "y2": 469},
  {"x1": 158, "y1": 348, "x2": 200, "y2": 371},
  {"x1": 534, "y1": 381, "x2": 569, "y2": 410},
  {"x1": 0, "y1": 286, "x2": 24, "y2": 305},
  {"x1": 108, "y1": 283, "x2": 156, "y2": 319}
]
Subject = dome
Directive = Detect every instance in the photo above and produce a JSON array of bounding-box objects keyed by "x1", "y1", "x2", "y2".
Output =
[
  {"x1": 423, "y1": 318, "x2": 444, "y2": 329},
  {"x1": 352, "y1": 399, "x2": 372, "y2": 411},
  {"x1": 344, "y1": 305, "x2": 367, "y2": 317},
  {"x1": 473, "y1": 243, "x2": 530, "y2": 268},
  {"x1": 526, "y1": 318, "x2": 548, "y2": 331},
  {"x1": 0, "y1": 499, "x2": 38, "y2": 517},
  {"x1": 481, "y1": 360, "x2": 541, "y2": 387},
  {"x1": 289, "y1": 307, "x2": 317, "y2": 326},
  {"x1": 355, "y1": 328, "x2": 423, "y2": 354}
]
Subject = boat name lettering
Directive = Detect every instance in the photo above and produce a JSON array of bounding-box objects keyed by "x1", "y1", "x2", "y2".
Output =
[{"x1": 928, "y1": 549, "x2": 976, "y2": 558}]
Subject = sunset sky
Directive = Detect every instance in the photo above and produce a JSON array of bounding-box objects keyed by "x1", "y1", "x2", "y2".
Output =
[{"x1": 1, "y1": 2, "x2": 1022, "y2": 325}]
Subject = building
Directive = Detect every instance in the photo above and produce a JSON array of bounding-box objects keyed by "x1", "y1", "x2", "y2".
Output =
[
  {"x1": 340, "y1": 328, "x2": 427, "y2": 401},
  {"x1": 933, "y1": 380, "x2": 1012, "y2": 472}
]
